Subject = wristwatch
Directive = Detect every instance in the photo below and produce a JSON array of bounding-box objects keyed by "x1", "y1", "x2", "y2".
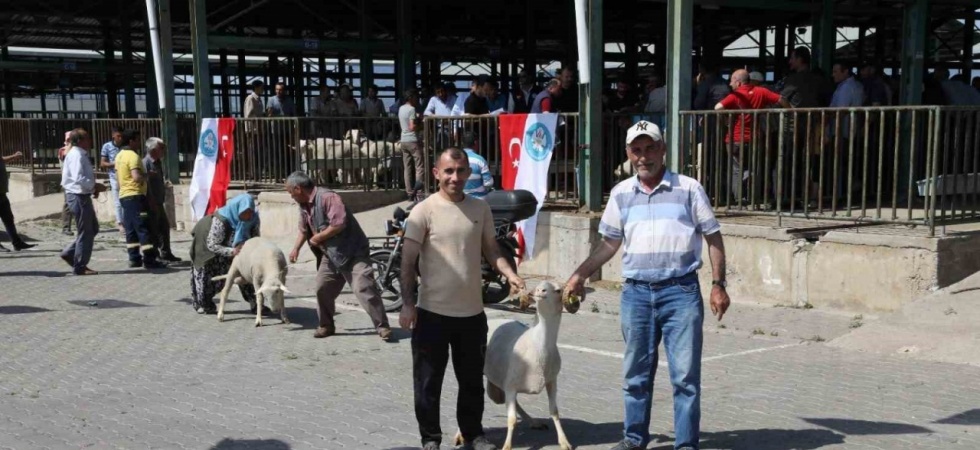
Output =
[{"x1": 712, "y1": 280, "x2": 728, "y2": 289}]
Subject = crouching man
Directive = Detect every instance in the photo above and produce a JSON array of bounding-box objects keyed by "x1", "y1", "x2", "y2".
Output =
[
  {"x1": 564, "y1": 121, "x2": 731, "y2": 450},
  {"x1": 285, "y1": 171, "x2": 392, "y2": 341}
]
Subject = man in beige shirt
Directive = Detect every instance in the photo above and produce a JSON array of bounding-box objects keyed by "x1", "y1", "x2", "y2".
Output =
[{"x1": 400, "y1": 148, "x2": 524, "y2": 450}]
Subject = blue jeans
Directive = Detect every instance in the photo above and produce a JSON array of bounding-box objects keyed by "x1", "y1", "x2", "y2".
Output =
[
  {"x1": 120, "y1": 195, "x2": 158, "y2": 265},
  {"x1": 61, "y1": 193, "x2": 99, "y2": 273},
  {"x1": 620, "y1": 272, "x2": 704, "y2": 449},
  {"x1": 108, "y1": 176, "x2": 123, "y2": 225}
]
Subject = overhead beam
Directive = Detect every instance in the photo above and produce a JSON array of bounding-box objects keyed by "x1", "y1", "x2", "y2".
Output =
[
  {"x1": 0, "y1": 60, "x2": 145, "y2": 73},
  {"x1": 812, "y1": 0, "x2": 835, "y2": 72},
  {"x1": 207, "y1": 34, "x2": 396, "y2": 52}
]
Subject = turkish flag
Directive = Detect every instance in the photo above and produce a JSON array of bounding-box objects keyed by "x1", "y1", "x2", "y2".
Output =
[
  {"x1": 202, "y1": 118, "x2": 236, "y2": 216},
  {"x1": 498, "y1": 113, "x2": 558, "y2": 262}
]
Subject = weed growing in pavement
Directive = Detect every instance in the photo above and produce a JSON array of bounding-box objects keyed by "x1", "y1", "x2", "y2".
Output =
[
  {"x1": 752, "y1": 328, "x2": 766, "y2": 336},
  {"x1": 850, "y1": 315, "x2": 864, "y2": 329}
]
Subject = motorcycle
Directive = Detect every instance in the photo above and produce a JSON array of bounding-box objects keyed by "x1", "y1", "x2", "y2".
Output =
[{"x1": 369, "y1": 184, "x2": 538, "y2": 312}]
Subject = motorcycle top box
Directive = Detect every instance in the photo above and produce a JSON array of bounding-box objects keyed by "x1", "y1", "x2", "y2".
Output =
[{"x1": 484, "y1": 190, "x2": 538, "y2": 223}]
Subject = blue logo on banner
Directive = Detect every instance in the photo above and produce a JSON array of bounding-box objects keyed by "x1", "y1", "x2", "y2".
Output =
[
  {"x1": 524, "y1": 122, "x2": 553, "y2": 162},
  {"x1": 199, "y1": 128, "x2": 218, "y2": 158}
]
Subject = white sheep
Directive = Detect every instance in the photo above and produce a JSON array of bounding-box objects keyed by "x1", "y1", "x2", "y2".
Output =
[
  {"x1": 455, "y1": 281, "x2": 573, "y2": 450},
  {"x1": 299, "y1": 137, "x2": 362, "y2": 185},
  {"x1": 214, "y1": 237, "x2": 291, "y2": 327}
]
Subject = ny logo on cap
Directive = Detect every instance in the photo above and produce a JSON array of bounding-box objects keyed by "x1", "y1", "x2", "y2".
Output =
[{"x1": 636, "y1": 122, "x2": 649, "y2": 131}]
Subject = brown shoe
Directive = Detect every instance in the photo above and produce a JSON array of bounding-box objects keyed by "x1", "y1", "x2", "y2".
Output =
[
  {"x1": 378, "y1": 327, "x2": 393, "y2": 341},
  {"x1": 75, "y1": 267, "x2": 99, "y2": 276},
  {"x1": 314, "y1": 325, "x2": 336, "y2": 339}
]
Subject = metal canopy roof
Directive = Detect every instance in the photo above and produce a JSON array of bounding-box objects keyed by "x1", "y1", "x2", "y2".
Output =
[{"x1": 0, "y1": 0, "x2": 976, "y2": 94}]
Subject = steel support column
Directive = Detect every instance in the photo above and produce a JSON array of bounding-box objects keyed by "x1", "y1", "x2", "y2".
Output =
[
  {"x1": 236, "y1": 47, "x2": 247, "y2": 113},
  {"x1": 0, "y1": 47, "x2": 11, "y2": 117},
  {"x1": 900, "y1": 0, "x2": 927, "y2": 106},
  {"x1": 812, "y1": 0, "x2": 835, "y2": 72},
  {"x1": 524, "y1": 1, "x2": 534, "y2": 73},
  {"x1": 666, "y1": 0, "x2": 693, "y2": 173},
  {"x1": 190, "y1": 0, "x2": 214, "y2": 120},
  {"x1": 359, "y1": 0, "x2": 374, "y2": 95},
  {"x1": 292, "y1": 52, "x2": 305, "y2": 116},
  {"x1": 898, "y1": 0, "x2": 928, "y2": 199},
  {"x1": 962, "y1": 7, "x2": 974, "y2": 76},
  {"x1": 758, "y1": 27, "x2": 767, "y2": 70},
  {"x1": 103, "y1": 22, "x2": 119, "y2": 117},
  {"x1": 218, "y1": 50, "x2": 229, "y2": 116},
  {"x1": 774, "y1": 24, "x2": 786, "y2": 80},
  {"x1": 122, "y1": 16, "x2": 137, "y2": 117},
  {"x1": 581, "y1": 0, "x2": 604, "y2": 211},
  {"x1": 396, "y1": 0, "x2": 414, "y2": 96},
  {"x1": 158, "y1": 0, "x2": 180, "y2": 183}
]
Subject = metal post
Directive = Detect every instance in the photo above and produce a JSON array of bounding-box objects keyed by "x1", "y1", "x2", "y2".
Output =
[
  {"x1": 812, "y1": 0, "x2": 835, "y2": 73},
  {"x1": 962, "y1": 7, "x2": 974, "y2": 76},
  {"x1": 0, "y1": 46, "x2": 11, "y2": 117},
  {"x1": 900, "y1": 0, "x2": 926, "y2": 106},
  {"x1": 190, "y1": 0, "x2": 214, "y2": 120},
  {"x1": 158, "y1": 0, "x2": 180, "y2": 183},
  {"x1": 122, "y1": 15, "x2": 137, "y2": 117},
  {"x1": 857, "y1": 26, "x2": 867, "y2": 64},
  {"x1": 666, "y1": 0, "x2": 693, "y2": 173},
  {"x1": 774, "y1": 24, "x2": 786, "y2": 81},
  {"x1": 524, "y1": 0, "x2": 534, "y2": 73},
  {"x1": 396, "y1": 0, "x2": 414, "y2": 95},
  {"x1": 898, "y1": 0, "x2": 928, "y2": 200},
  {"x1": 581, "y1": 0, "x2": 603, "y2": 211},
  {"x1": 219, "y1": 50, "x2": 230, "y2": 116},
  {"x1": 758, "y1": 27, "x2": 768, "y2": 70},
  {"x1": 359, "y1": 0, "x2": 374, "y2": 97},
  {"x1": 292, "y1": 52, "x2": 305, "y2": 116},
  {"x1": 103, "y1": 23, "x2": 119, "y2": 117},
  {"x1": 236, "y1": 47, "x2": 247, "y2": 115}
]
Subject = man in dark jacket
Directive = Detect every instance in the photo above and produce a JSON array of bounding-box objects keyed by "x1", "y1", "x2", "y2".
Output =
[{"x1": 285, "y1": 170, "x2": 392, "y2": 341}]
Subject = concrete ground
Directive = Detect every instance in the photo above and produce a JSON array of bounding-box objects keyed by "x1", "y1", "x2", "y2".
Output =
[{"x1": 2, "y1": 210, "x2": 980, "y2": 450}]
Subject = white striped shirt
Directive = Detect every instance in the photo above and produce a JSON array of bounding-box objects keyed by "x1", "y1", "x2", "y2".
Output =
[{"x1": 599, "y1": 170, "x2": 720, "y2": 283}]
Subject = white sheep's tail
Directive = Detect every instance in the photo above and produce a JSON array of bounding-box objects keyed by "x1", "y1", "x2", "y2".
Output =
[
  {"x1": 486, "y1": 381, "x2": 505, "y2": 405},
  {"x1": 211, "y1": 274, "x2": 228, "y2": 282}
]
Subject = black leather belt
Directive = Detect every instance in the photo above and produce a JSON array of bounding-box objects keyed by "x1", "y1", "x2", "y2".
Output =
[{"x1": 625, "y1": 272, "x2": 698, "y2": 289}]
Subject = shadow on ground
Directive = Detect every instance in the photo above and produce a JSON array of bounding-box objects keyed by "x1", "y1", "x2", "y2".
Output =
[
  {"x1": 66, "y1": 299, "x2": 148, "y2": 309},
  {"x1": 934, "y1": 409, "x2": 980, "y2": 425},
  {"x1": 801, "y1": 418, "x2": 932, "y2": 435},
  {"x1": 0, "y1": 305, "x2": 52, "y2": 314},
  {"x1": 208, "y1": 438, "x2": 291, "y2": 450},
  {"x1": 650, "y1": 428, "x2": 847, "y2": 450}
]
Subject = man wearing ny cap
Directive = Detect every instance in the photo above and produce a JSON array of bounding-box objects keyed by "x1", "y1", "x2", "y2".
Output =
[{"x1": 564, "y1": 120, "x2": 730, "y2": 450}]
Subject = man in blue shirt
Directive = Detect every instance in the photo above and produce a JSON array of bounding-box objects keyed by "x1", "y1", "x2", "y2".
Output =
[
  {"x1": 99, "y1": 126, "x2": 125, "y2": 233},
  {"x1": 460, "y1": 131, "x2": 494, "y2": 198},
  {"x1": 266, "y1": 82, "x2": 296, "y2": 116}
]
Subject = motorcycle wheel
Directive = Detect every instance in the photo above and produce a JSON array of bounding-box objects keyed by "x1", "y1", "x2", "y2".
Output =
[
  {"x1": 482, "y1": 244, "x2": 518, "y2": 304},
  {"x1": 370, "y1": 250, "x2": 403, "y2": 312}
]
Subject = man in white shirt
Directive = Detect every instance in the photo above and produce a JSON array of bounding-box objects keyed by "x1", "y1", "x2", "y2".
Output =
[
  {"x1": 423, "y1": 84, "x2": 455, "y2": 117},
  {"x1": 60, "y1": 128, "x2": 107, "y2": 276}
]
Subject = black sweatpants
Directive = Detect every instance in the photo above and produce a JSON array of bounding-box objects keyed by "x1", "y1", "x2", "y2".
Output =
[
  {"x1": 412, "y1": 308, "x2": 488, "y2": 445},
  {"x1": 0, "y1": 193, "x2": 25, "y2": 245}
]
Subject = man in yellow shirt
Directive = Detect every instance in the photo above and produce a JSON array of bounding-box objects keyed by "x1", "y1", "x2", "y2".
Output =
[{"x1": 115, "y1": 129, "x2": 166, "y2": 269}]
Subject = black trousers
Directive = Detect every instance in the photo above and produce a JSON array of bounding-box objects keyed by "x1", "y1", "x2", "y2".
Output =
[
  {"x1": 412, "y1": 308, "x2": 488, "y2": 445},
  {"x1": 0, "y1": 193, "x2": 25, "y2": 245},
  {"x1": 147, "y1": 205, "x2": 172, "y2": 255}
]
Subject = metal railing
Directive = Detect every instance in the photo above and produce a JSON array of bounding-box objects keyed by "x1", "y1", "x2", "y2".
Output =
[
  {"x1": 677, "y1": 106, "x2": 980, "y2": 235},
  {"x1": 421, "y1": 113, "x2": 581, "y2": 205}
]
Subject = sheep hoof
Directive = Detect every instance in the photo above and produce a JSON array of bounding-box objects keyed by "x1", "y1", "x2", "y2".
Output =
[
  {"x1": 255, "y1": 321, "x2": 262, "y2": 327},
  {"x1": 530, "y1": 421, "x2": 549, "y2": 431}
]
